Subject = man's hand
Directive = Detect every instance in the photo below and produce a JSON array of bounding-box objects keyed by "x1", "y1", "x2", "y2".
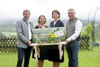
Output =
[
  {"x1": 65, "y1": 40, "x2": 69, "y2": 44},
  {"x1": 28, "y1": 41, "x2": 31, "y2": 45}
]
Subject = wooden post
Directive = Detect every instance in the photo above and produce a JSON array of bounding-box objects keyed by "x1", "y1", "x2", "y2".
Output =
[
  {"x1": 37, "y1": 46, "x2": 40, "y2": 58},
  {"x1": 34, "y1": 46, "x2": 38, "y2": 60},
  {"x1": 59, "y1": 44, "x2": 63, "y2": 59}
]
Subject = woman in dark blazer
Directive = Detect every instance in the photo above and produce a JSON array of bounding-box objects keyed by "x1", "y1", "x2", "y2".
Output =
[
  {"x1": 48, "y1": 10, "x2": 64, "y2": 67},
  {"x1": 32, "y1": 15, "x2": 48, "y2": 67}
]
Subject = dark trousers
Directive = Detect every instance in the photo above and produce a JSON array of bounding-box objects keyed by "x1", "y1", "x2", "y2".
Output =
[
  {"x1": 66, "y1": 41, "x2": 80, "y2": 67},
  {"x1": 17, "y1": 46, "x2": 32, "y2": 67}
]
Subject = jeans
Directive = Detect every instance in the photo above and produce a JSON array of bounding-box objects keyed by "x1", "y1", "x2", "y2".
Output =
[
  {"x1": 66, "y1": 41, "x2": 80, "y2": 67},
  {"x1": 17, "y1": 46, "x2": 32, "y2": 67}
]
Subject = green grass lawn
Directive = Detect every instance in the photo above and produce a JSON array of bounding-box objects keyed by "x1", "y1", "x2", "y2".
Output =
[{"x1": 0, "y1": 46, "x2": 100, "y2": 67}]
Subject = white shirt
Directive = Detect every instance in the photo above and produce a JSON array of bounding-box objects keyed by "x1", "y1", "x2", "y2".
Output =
[
  {"x1": 65, "y1": 20, "x2": 83, "y2": 42},
  {"x1": 27, "y1": 21, "x2": 32, "y2": 40}
]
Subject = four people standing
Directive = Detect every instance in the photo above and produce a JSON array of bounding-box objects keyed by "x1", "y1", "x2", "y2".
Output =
[{"x1": 16, "y1": 8, "x2": 82, "y2": 67}]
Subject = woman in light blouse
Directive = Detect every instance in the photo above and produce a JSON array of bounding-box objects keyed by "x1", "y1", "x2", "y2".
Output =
[{"x1": 32, "y1": 15, "x2": 48, "y2": 67}]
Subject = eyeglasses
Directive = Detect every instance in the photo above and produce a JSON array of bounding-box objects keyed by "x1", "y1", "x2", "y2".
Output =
[
  {"x1": 68, "y1": 13, "x2": 74, "y2": 14},
  {"x1": 40, "y1": 18, "x2": 45, "y2": 20}
]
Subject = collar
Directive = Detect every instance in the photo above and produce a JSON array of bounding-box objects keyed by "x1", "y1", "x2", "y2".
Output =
[
  {"x1": 23, "y1": 18, "x2": 31, "y2": 23},
  {"x1": 54, "y1": 19, "x2": 59, "y2": 22},
  {"x1": 69, "y1": 17, "x2": 77, "y2": 21}
]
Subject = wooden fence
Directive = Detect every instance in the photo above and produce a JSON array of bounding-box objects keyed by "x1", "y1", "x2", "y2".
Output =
[{"x1": 0, "y1": 36, "x2": 93, "y2": 53}]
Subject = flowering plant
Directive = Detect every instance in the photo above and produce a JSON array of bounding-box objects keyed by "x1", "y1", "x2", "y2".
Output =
[
  {"x1": 47, "y1": 33, "x2": 61, "y2": 43},
  {"x1": 36, "y1": 33, "x2": 61, "y2": 44}
]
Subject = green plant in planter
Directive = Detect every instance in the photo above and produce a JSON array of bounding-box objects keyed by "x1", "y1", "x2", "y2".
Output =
[
  {"x1": 48, "y1": 33, "x2": 61, "y2": 43},
  {"x1": 36, "y1": 39, "x2": 41, "y2": 43},
  {"x1": 36, "y1": 33, "x2": 61, "y2": 44}
]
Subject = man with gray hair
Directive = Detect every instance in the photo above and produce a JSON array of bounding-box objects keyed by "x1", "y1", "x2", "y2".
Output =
[
  {"x1": 16, "y1": 9, "x2": 33, "y2": 67},
  {"x1": 65, "y1": 8, "x2": 82, "y2": 67}
]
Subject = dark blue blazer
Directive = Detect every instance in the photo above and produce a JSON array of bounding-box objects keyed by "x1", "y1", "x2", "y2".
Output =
[{"x1": 50, "y1": 19, "x2": 64, "y2": 27}]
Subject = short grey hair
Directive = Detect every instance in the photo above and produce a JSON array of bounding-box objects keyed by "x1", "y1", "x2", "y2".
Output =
[
  {"x1": 23, "y1": 9, "x2": 30, "y2": 15},
  {"x1": 68, "y1": 8, "x2": 75, "y2": 13}
]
